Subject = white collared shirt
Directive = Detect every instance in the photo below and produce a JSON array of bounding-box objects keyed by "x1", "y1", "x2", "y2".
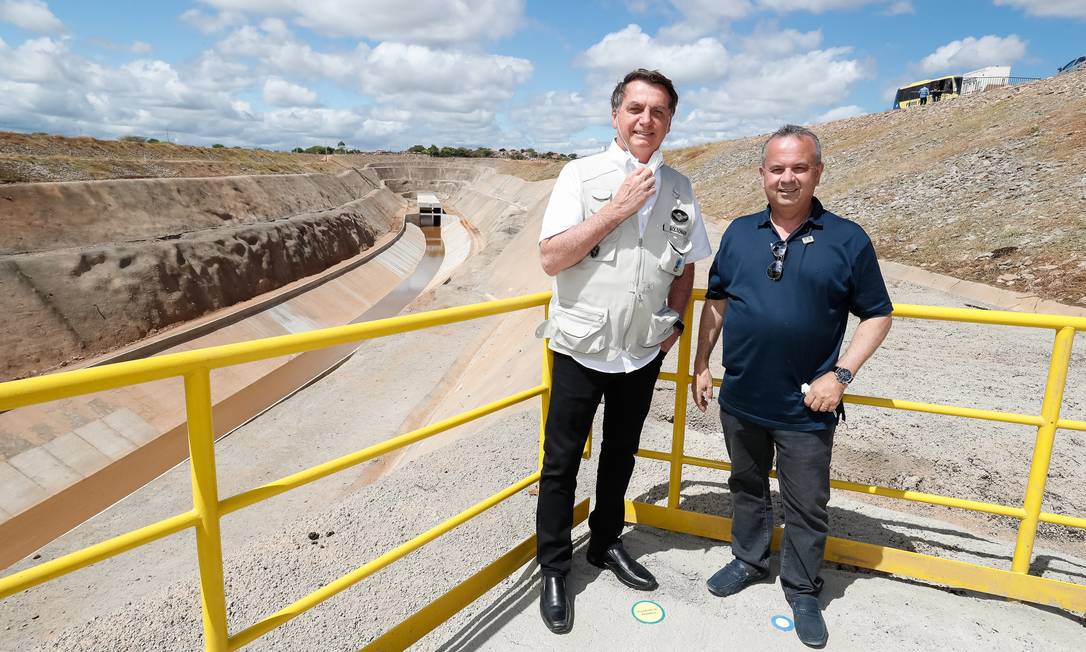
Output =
[{"x1": 539, "y1": 140, "x2": 712, "y2": 373}]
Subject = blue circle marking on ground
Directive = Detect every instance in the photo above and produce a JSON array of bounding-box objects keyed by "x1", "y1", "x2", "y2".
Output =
[
  {"x1": 631, "y1": 600, "x2": 666, "y2": 624},
  {"x1": 771, "y1": 614, "x2": 795, "y2": 632}
]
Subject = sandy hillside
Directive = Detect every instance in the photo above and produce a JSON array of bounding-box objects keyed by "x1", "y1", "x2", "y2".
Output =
[{"x1": 668, "y1": 67, "x2": 1086, "y2": 307}]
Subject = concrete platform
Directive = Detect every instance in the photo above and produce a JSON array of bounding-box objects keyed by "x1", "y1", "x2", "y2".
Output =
[{"x1": 429, "y1": 493, "x2": 1086, "y2": 651}]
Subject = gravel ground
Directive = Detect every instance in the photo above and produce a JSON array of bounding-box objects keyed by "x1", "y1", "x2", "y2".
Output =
[{"x1": 2, "y1": 272, "x2": 1084, "y2": 650}]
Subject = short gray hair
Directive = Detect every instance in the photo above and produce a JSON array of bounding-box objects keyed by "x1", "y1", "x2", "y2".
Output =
[{"x1": 761, "y1": 124, "x2": 822, "y2": 165}]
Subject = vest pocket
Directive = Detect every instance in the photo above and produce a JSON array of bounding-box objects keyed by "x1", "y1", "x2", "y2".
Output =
[
  {"x1": 658, "y1": 239, "x2": 693, "y2": 276},
  {"x1": 586, "y1": 231, "x2": 618, "y2": 263},
  {"x1": 548, "y1": 304, "x2": 609, "y2": 354},
  {"x1": 642, "y1": 307, "x2": 680, "y2": 347}
]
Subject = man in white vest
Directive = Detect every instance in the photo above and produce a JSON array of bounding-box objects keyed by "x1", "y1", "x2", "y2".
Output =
[{"x1": 534, "y1": 68, "x2": 711, "y2": 634}]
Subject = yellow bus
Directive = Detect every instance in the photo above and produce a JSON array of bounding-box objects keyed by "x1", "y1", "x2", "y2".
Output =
[{"x1": 893, "y1": 75, "x2": 962, "y2": 109}]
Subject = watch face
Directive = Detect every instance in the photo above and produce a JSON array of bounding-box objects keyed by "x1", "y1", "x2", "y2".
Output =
[{"x1": 835, "y1": 368, "x2": 853, "y2": 384}]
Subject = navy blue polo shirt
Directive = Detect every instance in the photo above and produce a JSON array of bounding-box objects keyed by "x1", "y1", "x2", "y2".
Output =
[{"x1": 706, "y1": 197, "x2": 892, "y2": 431}]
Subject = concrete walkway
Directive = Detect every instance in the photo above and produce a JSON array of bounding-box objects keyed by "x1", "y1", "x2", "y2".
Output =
[{"x1": 429, "y1": 493, "x2": 1086, "y2": 651}]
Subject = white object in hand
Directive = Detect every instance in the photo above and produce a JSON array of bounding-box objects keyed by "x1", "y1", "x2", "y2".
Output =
[{"x1": 801, "y1": 383, "x2": 811, "y2": 395}]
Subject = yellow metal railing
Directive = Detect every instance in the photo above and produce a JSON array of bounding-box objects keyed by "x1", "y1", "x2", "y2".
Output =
[
  {"x1": 1, "y1": 288, "x2": 1085, "y2": 650},
  {"x1": 0, "y1": 292, "x2": 569, "y2": 651},
  {"x1": 633, "y1": 289, "x2": 1086, "y2": 611}
]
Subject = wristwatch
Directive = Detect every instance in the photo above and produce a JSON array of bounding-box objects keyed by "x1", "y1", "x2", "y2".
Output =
[
  {"x1": 673, "y1": 319, "x2": 685, "y2": 336},
  {"x1": 832, "y1": 366, "x2": 854, "y2": 385}
]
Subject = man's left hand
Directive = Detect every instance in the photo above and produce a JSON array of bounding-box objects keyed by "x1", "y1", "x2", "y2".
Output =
[
  {"x1": 804, "y1": 372, "x2": 846, "y2": 412},
  {"x1": 660, "y1": 331, "x2": 680, "y2": 353}
]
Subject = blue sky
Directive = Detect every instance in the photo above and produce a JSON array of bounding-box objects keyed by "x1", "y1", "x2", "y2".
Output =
[{"x1": 0, "y1": 0, "x2": 1082, "y2": 153}]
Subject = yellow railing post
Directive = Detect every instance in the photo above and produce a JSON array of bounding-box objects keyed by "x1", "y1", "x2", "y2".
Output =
[
  {"x1": 1011, "y1": 326, "x2": 1076, "y2": 573},
  {"x1": 666, "y1": 301, "x2": 696, "y2": 509},
  {"x1": 538, "y1": 303, "x2": 552, "y2": 470},
  {"x1": 184, "y1": 370, "x2": 229, "y2": 651}
]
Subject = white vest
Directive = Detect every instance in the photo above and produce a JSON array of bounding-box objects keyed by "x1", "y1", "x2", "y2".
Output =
[{"x1": 536, "y1": 153, "x2": 696, "y2": 363}]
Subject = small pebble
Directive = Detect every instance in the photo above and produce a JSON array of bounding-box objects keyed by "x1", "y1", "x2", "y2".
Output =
[{"x1": 307, "y1": 532, "x2": 319, "y2": 541}]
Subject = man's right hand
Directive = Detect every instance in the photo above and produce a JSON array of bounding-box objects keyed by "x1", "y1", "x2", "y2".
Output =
[
  {"x1": 609, "y1": 167, "x2": 656, "y2": 219},
  {"x1": 692, "y1": 365, "x2": 714, "y2": 412}
]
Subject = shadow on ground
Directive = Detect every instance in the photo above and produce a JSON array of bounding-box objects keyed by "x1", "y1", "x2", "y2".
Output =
[{"x1": 436, "y1": 479, "x2": 1086, "y2": 649}]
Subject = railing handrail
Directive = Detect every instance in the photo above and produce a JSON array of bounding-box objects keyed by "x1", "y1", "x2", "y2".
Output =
[
  {"x1": 0, "y1": 291, "x2": 552, "y2": 411},
  {"x1": 2, "y1": 287, "x2": 1085, "y2": 649},
  {"x1": 692, "y1": 288, "x2": 1086, "y2": 330}
]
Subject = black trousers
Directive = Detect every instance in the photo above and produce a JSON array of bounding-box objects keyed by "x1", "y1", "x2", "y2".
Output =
[
  {"x1": 536, "y1": 351, "x2": 664, "y2": 577},
  {"x1": 721, "y1": 409, "x2": 835, "y2": 599}
]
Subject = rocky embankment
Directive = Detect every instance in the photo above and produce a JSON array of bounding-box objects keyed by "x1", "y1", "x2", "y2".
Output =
[
  {"x1": 0, "y1": 169, "x2": 404, "y2": 381},
  {"x1": 669, "y1": 67, "x2": 1086, "y2": 307}
]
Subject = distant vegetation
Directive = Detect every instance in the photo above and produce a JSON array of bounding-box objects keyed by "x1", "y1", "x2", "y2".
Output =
[
  {"x1": 291, "y1": 141, "x2": 363, "y2": 154},
  {"x1": 407, "y1": 144, "x2": 577, "y2": 160},
  {"x1": 99, "y1": 134, "x2": 569, "y2": 160}
]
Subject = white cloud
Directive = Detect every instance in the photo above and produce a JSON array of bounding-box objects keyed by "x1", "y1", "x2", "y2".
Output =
[
  {"x1": 263, "y1": 77, "x2": 317, "y2": 106},
  {"x1": 815, "y1": 104, "x2": 866, "y2": 122},
  {"x1": 363, "y1": 42, "x2": 532, "y2": 95},
  {"x1": 675, "y1": 46, "x2": 871, "y2": 143},
  {"x1": 193, "y1": 0, "x2": 525, "y2": 43},
  {"x1": 920, "y1": 34, "x2": 1027, "y2": 74},
  {"x1": 179, "y1": 8, "x2": 244, "y2": 33},
  {"x1": 216, "y1": 25, "x2": 367, "y2": 84},
  {"x1": 0, "y1": 36, "x2": 80, "y2": 83},
  {"x1": 562, "y1": 14, "x2": 872, "y2": 148},
  {"x1": 658, "y1": 0, "x2": 906, "y2": 39},
  {"x1": 0, "y1": 35, "x2": 267, "y2": 144},
  {"x1": 359, "y1": 42, "x2": 532, "y2": 113},
  {"x1": 0, "y1": 0, "x2": 63, "y2": 33},
  {"x1": 757, "y1": 0, "x2": 887, "y2": 11},
  {"x1": 993, "y1": 0, "x2": 1086, "y2": 19},
  {"x1": 0, "y1": 12, "x2": 538, "y2": 152},
  {"x1": 130, "y1": 40, "x2": 152, "y2": 54},
  {"x1": 578, "y1": 24, "x2": 728, "y2": 84},
  {"x1": 657, "y1": 0, "x2": 753, "y2": 38},
  {"x1": 672, "y1": 0, "x2": 755, "y2": 20},
  {"x1": 884, "y1": 1, "x2": 914, "y2": 14},
  {"x1": 510, "y1": 90, "x2": 611, "y2": 151},
  {"x1": 211, "y1": 22, "x2": 533, "y2": 143},
  {"x1": 737, "y1": 25, "x2": 822, "y2": 57}
]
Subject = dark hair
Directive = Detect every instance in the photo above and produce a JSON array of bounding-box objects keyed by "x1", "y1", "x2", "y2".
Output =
[
  {"x1": 761, "y1": 124, "x2": 822, "y2": 165},
  {"x1": 610, "y1": 68, "x2": 678, "y2": 115}
]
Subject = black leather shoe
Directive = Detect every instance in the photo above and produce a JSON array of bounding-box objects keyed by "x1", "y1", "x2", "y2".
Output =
[
  {"x1": 790, "y1": 595, "x2": 828, "y2": 648},
  {"x1": 587, "y1": 542, "x2": 658, "y2": 590},
  {"x1": 539, "y1": 575, "x2": 572, "y2": 634},
  {"x1": 706, "y1": 558, "x2": 768, "y2": 597}
]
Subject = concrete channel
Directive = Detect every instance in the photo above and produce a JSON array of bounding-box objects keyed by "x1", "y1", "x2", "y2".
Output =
[{"x1": 0, "y1": 215, "x2": 451, "y2": 568}]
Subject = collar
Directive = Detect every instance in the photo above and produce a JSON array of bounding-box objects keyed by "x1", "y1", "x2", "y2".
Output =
[
  {"x1": 757, "y1": 196, "x2": 826, "y2": 231},
  {"x1": 607, "y1": 139, "x2": 663, "y2": 175}
]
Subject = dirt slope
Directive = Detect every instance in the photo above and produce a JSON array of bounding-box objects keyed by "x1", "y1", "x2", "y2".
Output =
[{"x1": 668, "y1": 67, "x2": 1086, "y2": 307}]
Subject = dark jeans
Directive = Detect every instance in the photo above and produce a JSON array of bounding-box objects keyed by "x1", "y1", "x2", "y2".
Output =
[
  {"x1": 536, "y1": 351, "x2": 664, "y2": 577},
  {"x1": 720, "y1": 409, "x2": 835, "y2": 599}
]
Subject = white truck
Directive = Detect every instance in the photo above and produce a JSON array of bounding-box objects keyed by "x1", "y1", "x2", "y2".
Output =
[{"x1": 961, "y1": 65, "x2": 1012, "y2": 95}]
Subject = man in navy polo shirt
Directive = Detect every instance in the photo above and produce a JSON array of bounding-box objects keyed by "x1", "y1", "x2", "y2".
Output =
[{"x1": 692, "y1": 124, "x2": 893, "y2": 648}]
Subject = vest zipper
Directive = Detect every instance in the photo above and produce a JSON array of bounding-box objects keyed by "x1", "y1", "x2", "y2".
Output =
[{"x1": 623, "y1": 233, "x2": 644, "y2": 349}]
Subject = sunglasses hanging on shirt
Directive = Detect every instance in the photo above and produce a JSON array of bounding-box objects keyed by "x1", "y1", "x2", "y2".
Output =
[{"x1": 767, "y1": 240, "x2": 787, "y2": 281}]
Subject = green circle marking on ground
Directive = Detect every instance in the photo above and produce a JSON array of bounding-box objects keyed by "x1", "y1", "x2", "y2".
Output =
[{"x1": 631, "y1": 600, "x2": 665, "y2": 624}]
